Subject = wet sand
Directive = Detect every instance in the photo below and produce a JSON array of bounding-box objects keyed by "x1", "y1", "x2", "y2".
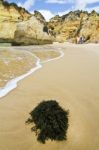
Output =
[
  {"x1": 31, "y1": 50, "x2": 61, "y2": 62},
  {"x1": 0, "y1": 49, "x2": 37, "y2": 87},
  {"x1": 0, "y1": 48, "x2": 61, "y2": 97},
  {"x1": 0, "y1": 43, "x2": 99, "y2": 150}
]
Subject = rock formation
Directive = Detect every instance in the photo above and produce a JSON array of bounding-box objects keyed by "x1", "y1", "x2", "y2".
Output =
[
  {"x1": 0, "y1": 0, "x2": 99, "y2": 44},
  {"x1": 13, "y1": 16, "x2": 52, "y2": 45},
  {"x1": 0, "y1": 0, "x2": 52, "y2": 45},
  {"x1": 34, "y1": 10, "x2": 46, "y2": 24},
  {"x1": 79, "y1": 11, "x2": 99, "y2": 43},
  {"x1": 0, "y1": 0, "x2": 31, "y2": 42},
  {"x1": 48, "y1": 10, "x2": 99, "y2": 43}
]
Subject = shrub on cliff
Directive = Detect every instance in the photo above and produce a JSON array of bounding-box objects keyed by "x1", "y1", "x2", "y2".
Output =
[{"x1": 26, "y1": 100, "x2": 69, "y2": 144}]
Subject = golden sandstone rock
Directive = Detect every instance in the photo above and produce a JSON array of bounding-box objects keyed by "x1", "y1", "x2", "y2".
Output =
[
  {"x1": 0, "y1": 0, "x2": 99, "y2": 44},
  {"x1": 48, "y1": 10, "x2": 99, "y2": 43},
  {"x1": 0, "y1": 0, "x2": 52, "y2": 45}
]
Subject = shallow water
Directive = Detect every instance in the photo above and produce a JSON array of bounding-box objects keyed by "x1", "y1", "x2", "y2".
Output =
[
  {"x1": 29, "y1": 50, "x2": 61, "y2": 62},
  {"x1": 0, "y1": 49, "x2": 37, "y2": 88},
  {"x1": 0, "y1": 48, "x2": 62, "y2": 97}
]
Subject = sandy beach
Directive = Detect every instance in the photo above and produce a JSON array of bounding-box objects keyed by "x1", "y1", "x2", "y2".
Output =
[{"x1": 0, "y1": 43, "x2": 99, "y2": 150}]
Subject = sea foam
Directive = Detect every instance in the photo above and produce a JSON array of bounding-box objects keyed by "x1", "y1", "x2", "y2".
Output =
[{"x1": 0, "y1": 51, "x2": 64, "y2": 98}]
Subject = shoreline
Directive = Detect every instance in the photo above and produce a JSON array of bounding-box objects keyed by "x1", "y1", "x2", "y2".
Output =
[
  {"x1": 0, "y1": 43, "x2": 99, "y2": 150},
  {"x1": 0, "y1": 50, "x2": 64, "y2": 98}
]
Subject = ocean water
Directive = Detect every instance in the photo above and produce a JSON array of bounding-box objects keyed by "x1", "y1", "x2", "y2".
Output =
[
  {"x1": 0, "y1": 49, "x2": 37, "y2": 88},
  {"x1": 0, "y1": 48, "x2": 64, "y2": 98}
]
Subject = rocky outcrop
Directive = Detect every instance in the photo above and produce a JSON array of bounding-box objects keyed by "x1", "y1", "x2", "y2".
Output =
[
  {"x1": 0, "y1": 0, "x2": 31, "y2": 42},
  {"x1": 0, "y1": 0, "x2": 99, "y2": 44},
  {"x1": 34, "y1": 10, "x2": 46, "y2": 24},
  {"x1": 48, "y1": 10, "x2": 99, "y2": 43},
  {"x1": 79, "y1": 11, "x2": 99, "y2": 43},
  {"x1": 13, "y1": 16, "x2": 52, "y2": 45},
  {"x1": 0, "y1": 0, "x2": 52, "y2": 45}
]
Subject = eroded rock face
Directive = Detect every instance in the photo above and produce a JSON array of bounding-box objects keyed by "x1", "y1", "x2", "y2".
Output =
[
  {"x1": 0, "y1": 0, "x2": 99, "y2": 45},
  {"x1": 13, "y1": 16, "x2": 52, "y2": 45},
  {"x1": 0, "y1": 0, "x2": 31, "y2": 42},
  {"x1": 48, "y1": 10, "x2": 99, "y2": 43},
  {"x1": 34, "y1": 10, "x2": 46, "y2": 24},
  {"x1": 0, "y1": 0, "x2": 52, "y2": 45},
  {"x1": 79, "y1": 11, "x2": 99, "y2": 43}
]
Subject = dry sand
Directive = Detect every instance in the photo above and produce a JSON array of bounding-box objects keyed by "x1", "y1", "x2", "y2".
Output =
[{"x1": 0, "y1": 43, "x2": 99, "y2": 150}]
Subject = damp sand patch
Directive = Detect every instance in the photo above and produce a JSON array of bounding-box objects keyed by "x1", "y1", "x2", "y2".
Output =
[
  {"x1": 28, "y1": 50, "x2": 61, "y2": 62},
  {"x1": 0, "y1": 49, "x2": 37, "y2": 88}
]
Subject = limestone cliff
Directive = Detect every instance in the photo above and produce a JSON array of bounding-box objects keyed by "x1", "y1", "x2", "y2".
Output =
[
  {"x1": 13, "y1": 16, "x2": 52, "y2": 45},
  {"x1": 0, "y1": 0, "x2": 52, "y2": 45},
  {"x1": 0, "y1": 0, "x2": 31, "y2": 42},
  {"x1": 0, "y1": 0, "x2": 99, "y2": 44},
  {"x1": 34, "y1": 10, "x2": 46, "y2": 24},
  {"x1": 48, "y1": 10, "x2": 99, "y2": 43},
  {"x1": 79, "y1": 11, "x2": 99, "y2": 43}
]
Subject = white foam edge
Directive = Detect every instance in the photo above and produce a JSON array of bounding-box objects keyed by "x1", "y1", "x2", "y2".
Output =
[
  {"x1": 41, "y1": 50, "x2": 64, "y2": 63},
  {"x1": 0, "y1": 50, "x2": 64, "y2": 98}
]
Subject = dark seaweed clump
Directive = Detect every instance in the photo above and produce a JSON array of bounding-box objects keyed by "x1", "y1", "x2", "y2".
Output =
[{"x1": 26, "y1": 100, "x2": 69, "y2": 144}]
